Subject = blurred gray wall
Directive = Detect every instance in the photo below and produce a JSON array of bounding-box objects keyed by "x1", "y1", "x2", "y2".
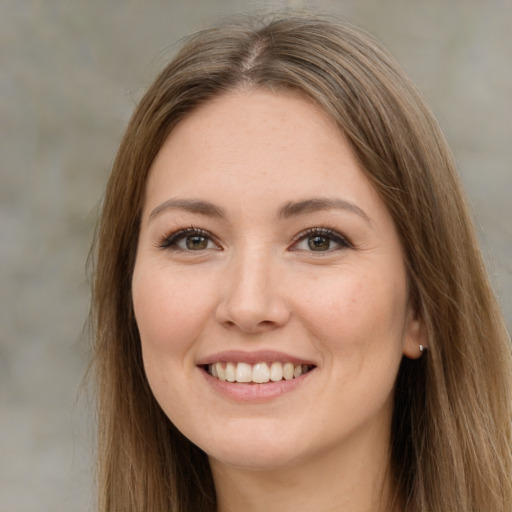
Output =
[{"x1": 1, "y1": 1, "x2": 510, "y2": 510}]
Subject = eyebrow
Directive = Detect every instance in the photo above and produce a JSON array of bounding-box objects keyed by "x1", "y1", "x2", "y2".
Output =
[
  {"x1": 149, "y1": 198, "x2": 226, "y2": 220},
  {"x1": 149, "y1": 196, "x2": 371, "y2": 224},
  {"x1": 278, "y1": 198, "x2": 372, "y2": 224}
]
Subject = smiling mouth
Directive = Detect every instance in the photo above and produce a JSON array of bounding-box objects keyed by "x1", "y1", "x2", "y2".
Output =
[{"x1": 206, "y1": 361, "x2": 314, "y2": 384}]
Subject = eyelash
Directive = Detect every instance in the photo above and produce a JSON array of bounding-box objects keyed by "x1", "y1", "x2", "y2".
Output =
[
  {"x1": 158, "y1": 226, "x2": 352, "y2": 252},
  {"x1": 158, "y1": 227, "x2": 218, "y2": 251},
  {"x1": 290, "y1": 227, "x2": 352, "y2": 252}
]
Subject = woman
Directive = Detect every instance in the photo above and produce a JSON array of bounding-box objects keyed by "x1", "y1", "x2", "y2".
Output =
[{"x1": 90, "y1": 13, "x2": 512, "y2": 512}]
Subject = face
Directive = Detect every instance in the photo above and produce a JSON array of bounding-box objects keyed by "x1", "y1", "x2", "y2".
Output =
[{"x1": 132, "y1": 90, "x2": 424, "y2": 472}]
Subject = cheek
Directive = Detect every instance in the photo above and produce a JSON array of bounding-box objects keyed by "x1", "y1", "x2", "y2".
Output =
[
  {"x1": 131, "y1": 264, "x2": 213, "y2": 359},
  {"x1": 131, "y1": 264, "x2": 216, "y2": 421},
  {"x1": 298, "y1": 267, "x2": 408, "y2": 359}
]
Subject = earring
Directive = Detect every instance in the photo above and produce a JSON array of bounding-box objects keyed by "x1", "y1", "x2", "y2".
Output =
[{"x1": 419, "y1": 345, "x2": 427, "y2": 354}]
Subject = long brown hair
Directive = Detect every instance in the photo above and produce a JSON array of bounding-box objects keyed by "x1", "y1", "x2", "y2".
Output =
[{"x1": 90, "y1": 12, "x2": 512, "y2": 511}]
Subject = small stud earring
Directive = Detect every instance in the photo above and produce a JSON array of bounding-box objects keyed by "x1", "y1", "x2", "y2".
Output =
[{"x1": 419, "y1": 345, "x2": 427, "y2": 354}]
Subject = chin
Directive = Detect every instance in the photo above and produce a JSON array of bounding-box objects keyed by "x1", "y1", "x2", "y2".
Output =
[
  {"x1": 194, "y1": 423, "x2": 308, "y2": 471},
  {"x1": 208, "y1": 445, "x2": 301, "y2": 472}
]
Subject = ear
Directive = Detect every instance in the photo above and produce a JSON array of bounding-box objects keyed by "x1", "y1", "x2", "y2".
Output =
[{"x1": 402, "y1": 305, "x2": 428, "y2": 360}]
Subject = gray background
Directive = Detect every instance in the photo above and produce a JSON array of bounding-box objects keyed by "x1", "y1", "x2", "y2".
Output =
[{"x1": 1, "y1": 1, "x2": 510, "y2": 510}]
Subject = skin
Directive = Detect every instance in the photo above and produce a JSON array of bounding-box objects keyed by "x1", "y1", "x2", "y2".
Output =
[{"x1": 132, "y1": 89, "x2": 426, "y2": 512}]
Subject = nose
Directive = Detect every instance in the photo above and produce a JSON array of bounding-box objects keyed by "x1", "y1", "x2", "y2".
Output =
[{"x1": 215, "y1": 247, "x2": 291, "y2": 334}]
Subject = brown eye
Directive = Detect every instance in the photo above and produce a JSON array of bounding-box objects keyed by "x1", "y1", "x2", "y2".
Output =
[
  {"x1": 291, "y1": 228, "x2": 351, "y2": 253},
  {"x1": 308, "y1": 235, "x2": 332, "y2": 251},
  {"x1": 186, "y1": 235, "x2": 209, "y2": 250},
  {"x1": 159, "y1": 228, "x2": 219, "y2": 251}
]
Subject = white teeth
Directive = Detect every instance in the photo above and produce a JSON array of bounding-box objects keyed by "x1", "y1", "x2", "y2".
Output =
[
  {"x1": 270, "y1": 361, "x2": 283, "y2": 381},
  {"x1": 216, "y1": 362, "x2": 226, "y2": 381},
  {"x1": 283, "y1": 362, "x2": 294, "y2": 380},
  {"x1": 225, "y1": 362, "x2": 236, "y2": 382},
  {"x1": 252, "y1": 363, "x2": 270, "y2": 383},
  {"x1": 236, "y1": 362, "x2": 252, "y2": 383},
  {"x1": 208, "y1": 361, "x2": 313, "y2": 383}
]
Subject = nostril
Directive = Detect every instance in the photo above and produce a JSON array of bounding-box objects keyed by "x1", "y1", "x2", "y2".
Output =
[{"x1": 221, "y1": 319, "x2": 275, "y2": 333}]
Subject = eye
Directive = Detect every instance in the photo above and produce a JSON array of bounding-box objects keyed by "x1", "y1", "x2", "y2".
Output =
[
  {"x1": 291, "y1": 228, "x2": 351, "y2": 252},
  {"x1": 159, "y1": 227, "x2": 220, "y2": 251}
]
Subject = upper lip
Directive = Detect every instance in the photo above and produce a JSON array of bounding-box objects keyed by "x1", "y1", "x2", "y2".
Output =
[{"x1": 196, "y1": 350, "x2": 316, "y2": 366}]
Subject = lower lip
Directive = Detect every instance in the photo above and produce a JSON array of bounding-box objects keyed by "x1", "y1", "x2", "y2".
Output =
[{"x1": 199, "y1": 367, "x2": 313, "y2": 402}]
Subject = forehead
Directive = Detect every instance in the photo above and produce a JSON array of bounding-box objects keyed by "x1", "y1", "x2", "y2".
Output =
[
  {"x1": 143, "y1": 89, "x2": 386, "y2": 223},
  {"x1": 164, "y1": 89, "x2": 341, "y2": 156},
  {"x1": 150, "y1": 91, "x2": 342, "y2": 181}
]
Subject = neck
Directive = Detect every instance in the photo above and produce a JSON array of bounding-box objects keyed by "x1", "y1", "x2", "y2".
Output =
[{"x1": 209, "y1": 425, "x2": 400, "y2": 512}]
